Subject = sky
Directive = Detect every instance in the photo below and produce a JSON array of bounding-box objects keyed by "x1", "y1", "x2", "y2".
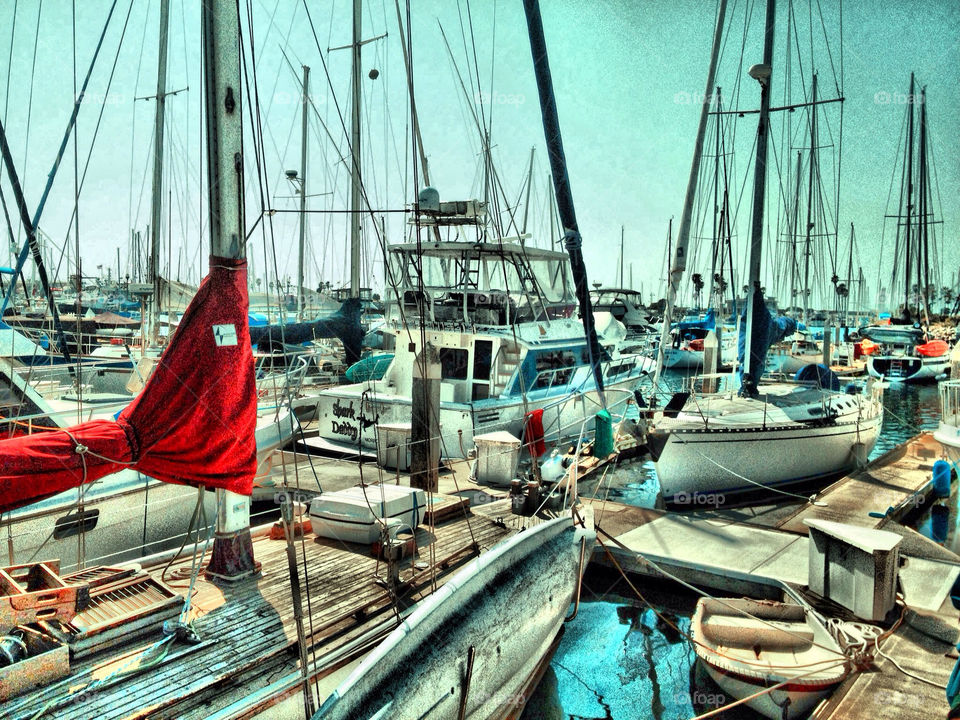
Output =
[{"x1": 0, "y1": 0, "x2": 957, "y2": 312}]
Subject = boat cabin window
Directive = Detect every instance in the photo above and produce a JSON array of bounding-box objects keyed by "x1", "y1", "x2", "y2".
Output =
[
  {"x1": 439, "y1": 348, "x2": 469, "y2": 380},
  {"x1": 531, "y1": 349, "x2": 583, "y2": 389}
]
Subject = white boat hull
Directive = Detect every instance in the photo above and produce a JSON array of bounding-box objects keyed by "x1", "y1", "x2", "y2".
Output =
[
  {"x1": 651, "y1": 395, "x2": 883, "y2": 502},
  {"x1": 315, "y1": 512, "x2": 594, "y2": 720},
  {"x1": 304, "y1": 373, "x2": 646, "y2": 458},
  {"x1": 867, "y1": 353, "x2": 948, "y2": 382},
  {"x1": 2, "y1": 471, "x2": 216, "y2": 572},
  {"x1": 663, "y1": 348, "x2": 703, "y2": 369},
  {"x1": 702, "y1": 660, "x2": 837, "y2": 720}
]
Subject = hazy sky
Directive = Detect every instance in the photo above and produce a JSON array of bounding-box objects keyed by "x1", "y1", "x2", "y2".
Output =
[{"x1": 0, "y1": 0, "x2": 957, "y2": 310}]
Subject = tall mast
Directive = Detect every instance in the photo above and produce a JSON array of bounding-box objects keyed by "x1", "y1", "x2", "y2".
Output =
[
  {"x1": 917, "y1": 83, "x2": 929, "y2": 323},
  {"x1": 789, "y1": 150, "x2": 801, "y2": 315},
  {"x1": 521, "y1": 146, "x2": 536, "y2": 237},
  {"x1": 845, "y1": 223, "x2": 854, "y2": 328},
  {"x1": 802, "y1": 73, "x2": 817, "y2": 326},
  {"x1": 523, "y1": 0, "x2": 608, "y2": 398},
  {"x1": 298, "y1": 65, "x2": 309, "y2": 321},
  {"x1": 619, "y1": 225, "x2": 624, "y2": 287},
  {"x1": 349, "y1": 0, "x2": 362, "y2": 296},
  {"x1": 707, "y1": 86, "x2": 721, "y2": 307},
  {"x1": 148, "y1": 0, "x2": 170, "y2": 345},
  {"x1": 651, "y1": 0, "x2": 728, "y2": 395},
  {"x1": 903, "y1": 72, "x2": 915, "y2": 317},
  {"x1": 203, "y1": 0, "x2": 257, "y2": 583},
  {"x1": 741, "y1": 0, "x2": 776, "y2": 397}
]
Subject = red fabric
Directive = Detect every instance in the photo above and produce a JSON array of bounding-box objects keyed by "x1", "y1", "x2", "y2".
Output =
[
  {"x1": 523, "y1": 408, "x2": 546, "y2": 458},
  {"x1": 0, "y1": 257, "x2": 257, "y2": 514},
  {"x1": 916, "y1": 340, "x2": 948, "y2": 358}
]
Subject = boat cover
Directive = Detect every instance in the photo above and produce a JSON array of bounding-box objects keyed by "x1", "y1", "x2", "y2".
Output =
[
  {"x1": 737, "y1": 288, "x2": 797, "y2": 395},
  {"x1": 0, "y1": 257, "x2": 257, "y2": 513}
]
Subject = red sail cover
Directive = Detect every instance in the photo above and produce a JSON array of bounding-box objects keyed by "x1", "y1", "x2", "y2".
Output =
[
  {"x1": 0, "y1": 257, "x2": 257, "y2": 514},
  {"x1": 524, "y1": 408, "x2": 546, "y2": 458}
]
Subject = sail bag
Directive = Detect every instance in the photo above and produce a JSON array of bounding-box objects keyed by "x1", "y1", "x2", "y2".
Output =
[{"x1": 0, "y1": 257, "x2": 257, "y2": 513}]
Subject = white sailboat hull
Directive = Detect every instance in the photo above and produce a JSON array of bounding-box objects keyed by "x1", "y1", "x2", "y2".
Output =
[
  {"x1": 651, "y1": 391, "x2": 883, "y2": 502},
  {"x1": 663, "y1": 347, "x2": 704, "y2": 369},
  {"x1": 2, "y1": 471, "x2": 216, "y2": 572},
  {"x1": 315, "y1": 512, "x2": 594, "y2": 720}
]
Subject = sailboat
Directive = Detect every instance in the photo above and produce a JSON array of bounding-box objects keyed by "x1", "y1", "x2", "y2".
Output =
[
  {"x1": 647, "y1": 0, "x2": 884, "y2": 504},
  {"x1": 860, "y1": 74, "x2": 948, "y2": 383}
]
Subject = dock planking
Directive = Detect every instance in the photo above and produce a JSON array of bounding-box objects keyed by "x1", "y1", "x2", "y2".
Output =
[
  {"x1": 776, "y1": 431, "x2": 944, "y2": 535},
  {"x1": 6, "y1": 494, "x2": 518, "y2": 720}
]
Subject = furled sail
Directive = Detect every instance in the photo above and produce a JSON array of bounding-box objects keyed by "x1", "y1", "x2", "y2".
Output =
[
  {"x1": 737, "y1": 290, "x2": 797, "y2": 395},
  {"x1": 0, "y1": 257, "x2": 257, "y2": 513}
]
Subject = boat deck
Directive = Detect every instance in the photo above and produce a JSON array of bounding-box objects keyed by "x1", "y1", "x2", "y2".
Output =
[{"x1": 5, "y1": 487, "x2": 522, "y2": 719}]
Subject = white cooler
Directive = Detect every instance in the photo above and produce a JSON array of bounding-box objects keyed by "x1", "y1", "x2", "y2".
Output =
[{"x1": 309, "y1": 484, "x2": 426, "y2": 544}]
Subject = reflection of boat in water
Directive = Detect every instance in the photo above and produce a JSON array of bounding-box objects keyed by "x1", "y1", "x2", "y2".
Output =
[
  {"x1": 861, "y1": 325, "x2": 948, "y2": 383},
  {"x1": 692, "y1": 597, "x2": 848, "y2": 720},
  {"x1": 302, "y1": 210, "x2": 654, "y2": 457}
]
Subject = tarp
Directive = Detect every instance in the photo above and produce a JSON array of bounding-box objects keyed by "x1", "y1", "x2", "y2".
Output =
[
  {"x1": 737, "y1": 288, "x2": 797, "y2": 396},
  {"x1": 0, "y1": 257, "x2": 257, "y2": 514},
  {"x1": 676, "y1": 308, "x2": 716, "y2": 331},
  {"x1": 93, "y1": 310, "x2": 139, "y2": 325}
]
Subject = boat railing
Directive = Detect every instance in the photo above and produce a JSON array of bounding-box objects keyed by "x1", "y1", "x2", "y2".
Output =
[{"x1": 940, "y1": 379, "x2": 960, "y2": 427}]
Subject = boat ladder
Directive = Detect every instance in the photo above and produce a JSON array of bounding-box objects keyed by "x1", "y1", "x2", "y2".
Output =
[{"x1": 890, "y1": 358, "x2": 904, "y2": 378}]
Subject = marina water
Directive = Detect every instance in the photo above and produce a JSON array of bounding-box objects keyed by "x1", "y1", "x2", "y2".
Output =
[{"x1": 522, "y1": 375, "x2": 949, "y2": 719}]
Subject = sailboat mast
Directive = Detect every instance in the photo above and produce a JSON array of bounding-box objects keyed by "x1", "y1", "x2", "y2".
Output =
[
  {"x1": 148, "y1": 0, "x2": 170, "y2": 346},
  {"x1": 523, "y1": 0, "x2": 606, "y2": 398},
  {"x1": 903, "y1": 72, "x2": 915, "y2": 318},
  {"x1": 651, "y1": 0, "x2": 728, "y2": 395},
  {"x1": 741, "y1": 0, "x2": 776, "y2": 396},
  {"x1": 298, "y1": 65, "x2": 309, "y2": 321},
  {"x1": 521, "y1": 146, "x2": 535, "y2": 237},
  {"x1": 708, "y1": 86, "x2": 721, "y2": 307},
  {"x1": 619, "y1": 225, "x2": 624, "y2": 287},
  {"x1": 202, "y1": 0, "x2": 257, "y2": 583},
  {"x1": 917, "y1": 84, "x2": 929, "y2": 323},
  {"x1": 349, "y1": 0, "x2": 362, "y2": 296},
  {"x1": 789, "y1": 150, "x2": 801, "y2": 315},
  {"x1": 802, "y1": 73, "x2": 817, "y2": 326}
]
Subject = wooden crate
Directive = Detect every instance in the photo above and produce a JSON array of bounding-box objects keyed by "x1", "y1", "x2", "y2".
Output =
[{"x1": 0, "y1": 561, "x2": 87, "y2": 630}]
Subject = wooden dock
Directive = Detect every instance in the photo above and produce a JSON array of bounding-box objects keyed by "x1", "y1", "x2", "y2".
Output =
[{"x1": 4, "y1": 468, "x2": 526, "y2": 720}]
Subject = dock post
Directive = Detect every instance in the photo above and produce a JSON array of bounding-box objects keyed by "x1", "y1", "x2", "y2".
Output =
[
  {"x1": 951, "y1": 341, "x2": 960, "y2": 379},
  {"x1": 702, "y1": 330, "x2": 719, "y2": 393},
  {"x1": 822, "y1": 315, "x2": 832, "y2": 368},
  {"x1": 410, "y1": 341, "x2": 440, "y2": 492}
]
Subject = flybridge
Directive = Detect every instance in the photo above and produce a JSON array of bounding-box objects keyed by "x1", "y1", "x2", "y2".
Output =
[
  {"x1": 412, "y1": 197, "x2": 487, "y2": 225},
  {"x1": 384, "y1": 241, "x2": 576, "y2": 327}
]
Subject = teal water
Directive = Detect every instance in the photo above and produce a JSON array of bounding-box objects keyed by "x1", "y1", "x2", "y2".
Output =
[{"x1": 525, "y1": 375, "x2": 947, "y2": 719}]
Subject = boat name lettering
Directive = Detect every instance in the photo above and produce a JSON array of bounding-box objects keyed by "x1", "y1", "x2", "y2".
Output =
[
  {"x1": 332, "y1": 399, "x2": 356, "y2": 420},
  {"x1": 331, "y1": 420, "x2": 358, "y2": 442}
]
